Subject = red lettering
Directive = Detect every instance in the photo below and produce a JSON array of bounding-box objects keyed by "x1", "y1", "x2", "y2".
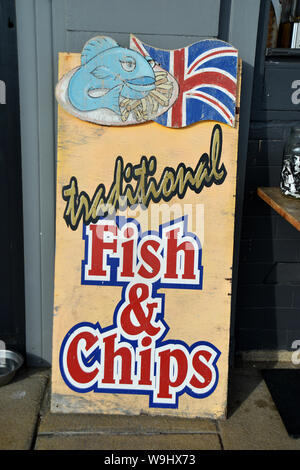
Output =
[
  {"x1": 138, "y1": 336, "x2": 153, "y2": 386},
  {"x1": 190, "y1": 349, "x2": 213, "y2": 389},
  {"x1": 164, "y1": 228, "x2": 196, "y2": 280},
  {"x1": 102, "y1": 333, "x2": 133, "y2": 385},
  {"x1": 120, "y1": 283, "x2": 161, "y2": 337},
  {"x1": 138, "y1": 239, "x2": 161, "y2": 279},
  {"x1": 88, "y1": 224, "x2": 117, "y2": 277},
  {"x1": 83, "y1": 219, "x2": 202, "y2": 287},
  {"x1": 157, "y1": 347, "x2": 188, "y2": 399},
  {"x1": 67, "y1": 331, "x2": 99, "y2": 385},
  {"x1": 120, "y1": 227, "x2": 135, "y2": 278}
]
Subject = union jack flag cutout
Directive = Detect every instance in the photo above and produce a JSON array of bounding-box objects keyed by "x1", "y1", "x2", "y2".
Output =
[{"x1": 130, "y1": 34, "x2": 238, "y2": 128}]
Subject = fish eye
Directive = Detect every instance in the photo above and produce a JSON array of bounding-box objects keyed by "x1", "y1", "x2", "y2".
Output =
[
  {"x1": 145, "y1": 56, "x2": 155, "y2": 68},
  {"x1": 120, "y1": 56, "x2": 136, "y2": 72}
]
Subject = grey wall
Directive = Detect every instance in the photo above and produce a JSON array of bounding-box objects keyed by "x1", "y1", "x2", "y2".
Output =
[
  {"x1": 236, "y1": 122, "x2": 300, "y2": 352},
  {"x1": 235, "y1": 1, "x2": 300, "y2": 354},
  {"x1": 15, "y1": 0, "x2": 261, "y2": 365}
]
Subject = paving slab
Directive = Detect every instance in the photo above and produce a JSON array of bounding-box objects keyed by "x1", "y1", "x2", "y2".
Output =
[
  {"x1": 38, "y1": 410, "x2": 217, "y2": 435},
  {"x1": 0, "y1": 368, "x2": 49, "y2": 450},
  {"x1": 36, "y1": 381, "x2": 219, "y2": 449},
  {"x1": 39, "y1": 381, "x2": 217, "y2": 435},
  {"x1": 219, "y1": 368, "x2": 300, "y2": 450},
  {"x1": 34, "y1": 367, "x2": 300, "y2": 450},
  {"x1": 35, "y1": 432, "x2": 221, "y2": 450}
]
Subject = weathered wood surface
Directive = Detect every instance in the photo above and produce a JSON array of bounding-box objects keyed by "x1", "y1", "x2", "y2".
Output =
[
  {"x1": 257, "y1": 187, "x2": 300, "y2": 232},
  {"x1": 51, "y1": 53, "x2": 241, "y2": 418}
]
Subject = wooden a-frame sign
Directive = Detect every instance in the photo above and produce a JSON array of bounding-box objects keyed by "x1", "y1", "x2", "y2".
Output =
[{"x1": 51, "y1": 36, "x2": 241, "y2": 419}]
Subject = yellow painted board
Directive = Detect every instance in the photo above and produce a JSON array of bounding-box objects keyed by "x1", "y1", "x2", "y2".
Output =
[{"x1": 51, "y1": 53, "x2": 241, "y2": 419}]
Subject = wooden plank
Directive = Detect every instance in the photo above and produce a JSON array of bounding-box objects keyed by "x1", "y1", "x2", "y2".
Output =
[
  {"x1": 257, "y1": 187, "x2": 300, "y2": 231},
  {"x1": 51, "y1": 51, "x2": 241, "y2": 418}
]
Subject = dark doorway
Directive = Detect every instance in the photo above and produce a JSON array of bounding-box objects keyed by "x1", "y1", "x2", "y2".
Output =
[{"x1": 0, "y1": 0, "x2": 25, "y2": 356}]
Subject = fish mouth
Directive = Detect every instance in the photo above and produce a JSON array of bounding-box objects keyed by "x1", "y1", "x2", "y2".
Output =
[{"x1": 125, "y1": 76, "x2": 155, "y2": 92}]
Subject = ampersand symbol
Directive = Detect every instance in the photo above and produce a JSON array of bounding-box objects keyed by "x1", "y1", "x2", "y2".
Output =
[{"x1": 119, "y1": 283, "x2": 161, "y2": 337}]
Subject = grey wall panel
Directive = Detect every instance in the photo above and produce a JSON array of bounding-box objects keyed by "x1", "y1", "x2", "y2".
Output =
[
  {"x1": 16, "y1": 0, "x2": 55, "y2": 365},
  {"x1": 35, "y1": 0, "x2": 56, "y2": 365},
  {"x1": 65, "y1": 0, "x2": 220, "y2": 37},
  {"x1": 225, "y1": 0, "x2": 262, "y2": 360},
  {"x1": 66, "y1": 30, "x2": 210, "y2": 51},
  {"x1": 15, "y1": 0, "x2": 43, "y2": 364},
  {"x1": 52, "y1": 0, "x2": 67, "y2": 106}
]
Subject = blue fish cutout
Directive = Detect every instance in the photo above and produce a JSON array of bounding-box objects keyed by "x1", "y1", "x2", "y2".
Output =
[{"x1": 68, "y1": 36, "x2": 156, "y2": 115}]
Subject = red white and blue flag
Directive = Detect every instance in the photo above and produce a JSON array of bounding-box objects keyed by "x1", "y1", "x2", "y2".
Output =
[{"x1": 130, "y1": 35, "x2": 238, "y2": 128}]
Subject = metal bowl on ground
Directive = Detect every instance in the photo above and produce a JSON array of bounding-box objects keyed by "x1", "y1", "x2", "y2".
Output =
[{"x1": 0, "y1": 350, "x2": 24, "y2": 386}]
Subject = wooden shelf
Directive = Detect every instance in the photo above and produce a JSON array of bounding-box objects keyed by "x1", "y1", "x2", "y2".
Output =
[{"x1": 257, "y1": 187, "x2": 300, "y2": 232}]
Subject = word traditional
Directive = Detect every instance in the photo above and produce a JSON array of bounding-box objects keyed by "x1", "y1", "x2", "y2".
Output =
[{"x1": 62, "y1": 124, "x2": 226, "y2": 230}]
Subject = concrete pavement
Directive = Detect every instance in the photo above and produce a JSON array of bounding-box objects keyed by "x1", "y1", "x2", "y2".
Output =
[{"x1": 1, "y1": 365, "x2": 300, "y2": 450}]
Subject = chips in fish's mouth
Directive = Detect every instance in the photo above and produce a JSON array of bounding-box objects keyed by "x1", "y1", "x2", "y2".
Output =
[{"x1": 120, "y1": 70, "x2": 173, "y2": 122}]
